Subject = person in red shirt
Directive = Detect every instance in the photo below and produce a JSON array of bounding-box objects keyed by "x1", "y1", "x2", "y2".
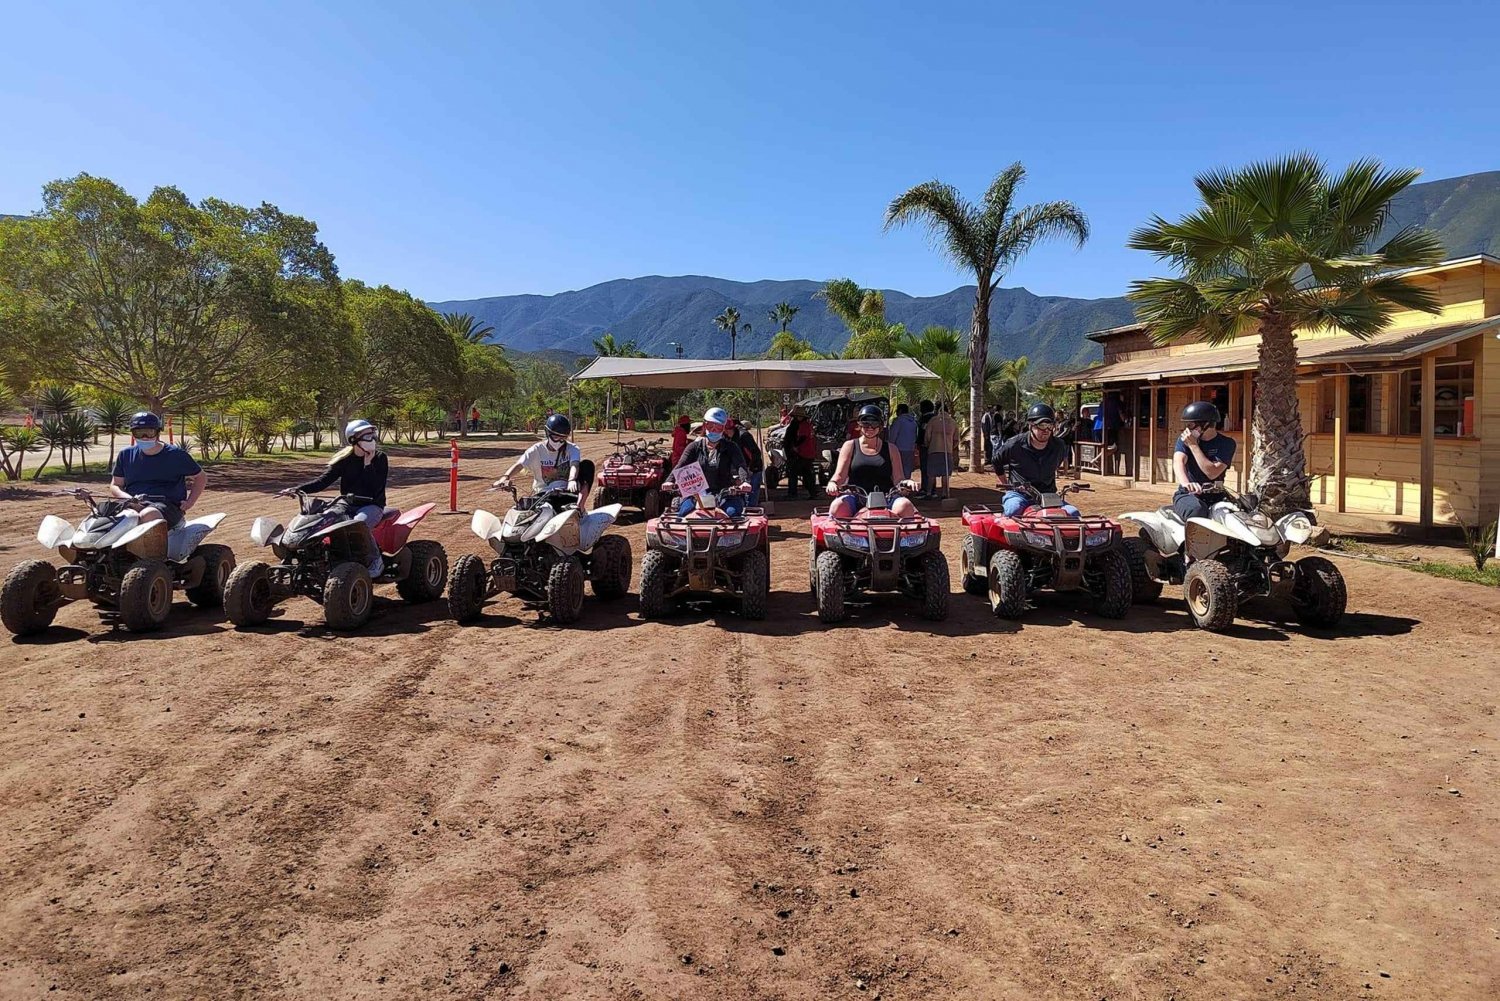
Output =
[
  {"x1": 669, "y1": 414, "x2": 691, "y2": 466},
  {"x1": 782, "y1": 405, "x2": 818, "y2": 500}
]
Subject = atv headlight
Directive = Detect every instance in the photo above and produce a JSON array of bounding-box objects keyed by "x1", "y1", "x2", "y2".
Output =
[
  {"x1": 838, "y1": 532, "x2": 870, "y2": 550},
  {"x1": 658, "y1": 529, "x2": 687, "y2": 549},
  {"x1": 716, "y1": 532, "x2": 744, "y2": 548},
  {"x1": 898, "y1": 531, "x2": 929, "y2": 549},
  {"x1": 1022, "y1": 530, "x2": 1053, "y2": 548},
  {"x1": 1085, "y1": 529, "x2": 1113, "y2": 548}
]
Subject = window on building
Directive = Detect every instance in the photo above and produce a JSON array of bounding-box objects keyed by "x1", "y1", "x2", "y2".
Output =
[
  {"x1": 1347, "y1": 375, "x2": 1372, "y2": 434},
  {"x1": 1400, "y1": 362, "x2": 1475, "y2": 436},
  {"x1": 1134, "y1": 387, "x2": 1169, "y2": 427}
]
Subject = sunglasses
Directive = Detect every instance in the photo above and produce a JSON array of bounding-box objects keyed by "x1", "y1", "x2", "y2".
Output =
[
  {"x1": 857, "y1": 419, "x2": 882, "y2": 428},
  {"x1": 354, "y1": 433, "x2": 377, "y2": 443},
  {"x1": 1031, "y1": 420, "x2": 1055, "y2": 430}
]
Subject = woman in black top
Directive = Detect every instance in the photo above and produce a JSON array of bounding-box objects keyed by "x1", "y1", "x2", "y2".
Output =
[
  {"x1": 278, "y1": 418, "x2": 390, "y2": 575},
  {"x1": 826, "y1": 404, "x2": 916, "y2": 518}
]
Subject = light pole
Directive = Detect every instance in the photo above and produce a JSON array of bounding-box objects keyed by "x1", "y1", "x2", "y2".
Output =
[{"x1": 668, "y1": 342, "x2": 683, "y2": 359}]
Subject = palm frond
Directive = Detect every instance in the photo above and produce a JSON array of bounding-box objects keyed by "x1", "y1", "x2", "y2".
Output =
[
  {"x1": 884, "y1": 180, "x2": 987, "y2": 274},
  {"x1": 816, "y1": 278, "x2": 866, "y2": 329},
  {"x1": 1373, "y1": 225, "x2": 1446, "y2": 270},
  {"x1": 980, "y1": 163, "x2": 1026, "y2": 228},
  {"x1": 1227, "y1": 153, "x2": 1325, "y2": 238},
  {"x1": 1323, "y1": 160, "x2": 1424, "y2": 250},
  {"x1": 992, "y1": 200, "x2": 1090, "y2": 279}
]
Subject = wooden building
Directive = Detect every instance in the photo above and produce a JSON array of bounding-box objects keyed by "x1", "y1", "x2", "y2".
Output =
[{"x1": 1053, "y1": 255, "x2": 1500, "y2": 529}]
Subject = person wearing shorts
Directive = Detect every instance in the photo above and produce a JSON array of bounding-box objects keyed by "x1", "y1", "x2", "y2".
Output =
[{"x1": 110, "y1": 412, "x2": 206, "y2": 529}]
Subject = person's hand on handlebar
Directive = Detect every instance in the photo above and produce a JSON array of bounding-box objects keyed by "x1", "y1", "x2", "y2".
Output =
[
  {"x1": 1182, "y1": 481, "x2": 1203, "y2": 495},
  {"x1": 491, "y1": 474, "x2": 512, "y2": 491},
  {"x1": 825, "y1": 478, "x2": 843, "y2": 497},
  {"x1": 276, "y1": 487, "x2": 298, "y2": 498},
  {"x1": 897, "y1": 479, "x2": 916, "y2": 493}
]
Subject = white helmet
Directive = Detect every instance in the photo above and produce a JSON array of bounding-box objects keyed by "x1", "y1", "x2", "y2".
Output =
[
  {"x1": 345, "y1": 419, "x2": 375, "y2": 442},
  {"x1": 703, "y1": 407, "x2": 729, "y2": 426}
]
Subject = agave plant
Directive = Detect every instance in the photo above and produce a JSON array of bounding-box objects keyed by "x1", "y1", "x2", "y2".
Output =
[
  {"x1": 188, "y1": 415, "x2": 219, "y2": 461},
  {"x1": 32, "y1": 416, "x2": 69, "y2": 479},
  {"x1": 59, "y1": 411, "x2": 96, "y2": 472},
  {"x1": 0, "y1": 427, "x2": 42, "y2": 481},
  {"x1": 36, "y1": 384, "x2": 81, "y2": 417},
  {"x1": 93, "y1": 394, "x2": 134, "y2": 467}
]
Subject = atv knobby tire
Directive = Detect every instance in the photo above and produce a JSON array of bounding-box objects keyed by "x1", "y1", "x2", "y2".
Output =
[
  {"x1": 807, "y1": 538, "x2": 820, "y2": 594},
  {"x1": 639, "y1": 550, "x2": 674, "y2": 619},
  {"x1": 1124, "y1": 536, "x2": 1163, "y2": 603},
  {"x1": 919, "y1": 552, "x2": 950, "y2": 621},
  {"x1": 224, "y1": 560, "x2": 275, "y2": 626},
  {"x1": 324, "y1": 561, "x2": 374, "y2": 630},
  {"x1": 1291, "y1": 555, "x2": 1346, "y2": 628},
  {"x1": 1, "y1": 559, "x2": 61, "y2": 636},
  {"x1": 186, "y1": 544, "x2": 235, "y2": 608},
  {"x1": 546, "y1": 556, "x2": 585, "y2": 624},
  {"x1": 739, "y1": 549, "x2": 769, "y2": 620},
  {"x1": 815, "y1": 549, "x2": 846, "y2": 623},
  {"x1": 589, "y1": 535, "x2": 632, "y2": 600},
  {"x1": 960, "y1": 534, "x2": 988, "y2": 596},
  {"x1": 987, "y1": 550, "x2": 1027, "y2": 619},
  {"x1": 119, "y1": 560, "x2": 173, "y2": 633},
  {"x1": 1088, "y1": 548, "x2": 1133, "y2": 619},
  {"x1": 397, "y1": 540, "x2": 447, "y2": 603},
  {"x1": 447, "y1": 554, "x2": 488, "y2": 623},
  {"x1": 1184, "y1": 558, "x2": 1237, "y2": 632}
]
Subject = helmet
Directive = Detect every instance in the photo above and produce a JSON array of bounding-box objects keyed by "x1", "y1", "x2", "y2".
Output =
[
  {"x1": 703, "y1": 407, "x2": 729, "y2": 427},
  {"x1": 129, "y1": 411, "x2": 163, "y2": 432},
  {"x1": 1181, "y1": 401, "x2": 1220, "y2": 425},
  {"x1": 1025, "y1": 402, "x2": 1057, "y2": 423},
  {"x1": 344, "y1": 418, "x2": 375, "y2": 442},
  {"x1": 856, "y1": 403, "x2": 884, "y2": 425},
  {"x1": 543, "y1": 413, "x2": 573, "y2": 439}
]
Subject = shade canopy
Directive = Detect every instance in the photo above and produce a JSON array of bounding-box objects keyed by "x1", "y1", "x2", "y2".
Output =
[{"x1": 570, "y1": 357, "x2": 938, "y2": 390}]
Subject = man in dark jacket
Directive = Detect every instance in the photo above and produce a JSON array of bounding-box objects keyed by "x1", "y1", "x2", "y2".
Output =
[
  {"x1": 781, "y1": 406, "x2": 817, "y2": 500},
  {"x1": 728, "y1": 417, "x2": 764, "y2": 506}
]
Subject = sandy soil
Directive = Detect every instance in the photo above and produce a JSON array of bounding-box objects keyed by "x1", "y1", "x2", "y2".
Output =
[{"x1": 1, "y1": 434, "x2": 1496, "y2": 1000}]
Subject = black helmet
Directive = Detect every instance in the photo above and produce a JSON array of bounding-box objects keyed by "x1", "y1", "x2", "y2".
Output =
[
  {"x1": 1025, "y1": 402, "x2": 1056, "y2": 423},
  {"x1": 543, "y1": 413, "x2": 572, "y2": 439},
  {"x1": 1181, "y1": 401, "x2": 1220, "y2": 425},
  {"x1": 129, "y1": 411, "x2": 163, "y2": 432},
  {"x1": 856, "y1": 403, "x2": 884, "y2": 425}
]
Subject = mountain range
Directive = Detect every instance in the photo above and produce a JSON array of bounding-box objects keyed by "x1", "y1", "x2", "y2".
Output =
[{"x1": 428, "y1": 170, "x2": 1500, "y2": 370}]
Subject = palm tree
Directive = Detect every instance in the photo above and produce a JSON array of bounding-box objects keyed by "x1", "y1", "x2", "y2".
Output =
[
  {"x1": 996, "y1": 356, "x2": 1030, "y2": 412},
  {"x1": 768, "y1": 330, "x2": 811, "y2": 360},
  {"x1": 440, "y1": 312, "x2": 496, "y2": 344},
  {"x1": 769, "y1": 301, "x2": 800, "y2": 332},
  {"x1": 818, "y1": 279, "x2": 903, "y2": 358},
  {"x1": 94, "y1": 394, "x2": 133, "y2": 468},
  {"x1": 895, "y1": 326, "x2": 967, "y2": 414},
  {"x1": 590, "y1": 332, "x2": 641, "y2": 431},
  {"x1": 713, "y1": 307, "x2": 750, "y2": 360},
  {"x1": 1128, "y1": 155, "x2": 1444, "y2": 515},
  {"x1": 885, "y1": 164, "x2": 1088, "y2": 471}
]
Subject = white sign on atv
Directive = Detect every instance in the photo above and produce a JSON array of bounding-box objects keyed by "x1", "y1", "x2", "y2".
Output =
[{"x1": 673, "y1": 461, "x2": 709, "y2": 500}]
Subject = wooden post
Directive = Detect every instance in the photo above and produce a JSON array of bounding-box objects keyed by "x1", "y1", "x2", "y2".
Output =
[
  {"x1": 1333, "y1": 374, "x2": 1348, "y2": 513},
  {"x1": 1420, "y1": 354, "x2": 1436, "y2": 528},
  {"x1": 1380, "y1": 373, "x2": 1398, "y2": 434},
  {"x1": 1129, "y1": 382, "x2": 1139, "y2": 482},
  {"x1": 1240, "y1": 371, "x2": 1252, "y2": 492},
  {"x1": 1072, "y1": 384, "x2": 1082, "y2": 472},
  {"x1": 1147, "y1": 384, "x2": 1158, "y2": 484}
]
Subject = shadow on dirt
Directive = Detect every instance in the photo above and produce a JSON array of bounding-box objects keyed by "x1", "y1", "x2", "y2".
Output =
[
  {"x1": 451, "y1": 598, "x2": 649, "y2": 631},
  {"x1": 226, "y1": 595, "x2": 451, "y2": 638},
  {"x1": 8, "y1": 625, "x2": 93, "y2": 645}
]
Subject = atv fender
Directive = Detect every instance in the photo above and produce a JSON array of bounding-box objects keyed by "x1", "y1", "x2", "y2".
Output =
[
  {"x1": 1120, "y1": 511, "x2": 1181, "y2": 555},
  {"x1": 250, "y1": 517, "x2": 285, "y2": 547},
  {"x1": 1185, "y1": 518, "x2": 1234, "y2": 561},
  {"x1": 37, "y1": 515, "x2": 75, "y2": 550},
  {"x1": 1189, "y1": 514, "x2": 1266, "y2": 549},
  {"x1": 537, "y1": 508, "x2": 582, "y2": 552},
  {"x1": 1276, "y1": 510, "x2": 1319, "y2": 545},
  {"x1": 470, "y1": 509, "x2": 504, "y2": 542}
]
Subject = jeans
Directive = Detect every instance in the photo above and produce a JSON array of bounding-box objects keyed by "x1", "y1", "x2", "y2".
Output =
[
  {"x1": 1001, "y1": 491, "x2": 1078, "y2": 518},
  {"x1": 747, "y1": 471, "x2": 763, "y2": 507},
  {"x1": 677, "y1": 495, "x2": 746, "y2": 518},
  {"x1": 351, "y1": 503, "x2": 387, "y2": 576},
  {"x1": 1171, "y1": 488, "x2": 1219, "y2": 522}
]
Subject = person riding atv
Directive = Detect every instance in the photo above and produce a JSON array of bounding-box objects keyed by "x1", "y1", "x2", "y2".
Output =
[
  {"x1": 493, "y1": 414, "x2": 595, "y2": 508},
  {"x1": 111, "y1": 411, "x2": 207, "y2": 529},
  {"x1": 666, "y1": 407, "x2": 749, "y2": 516},
  {"x1": 826, "y1": 404, "x2": 918, "y2": 517},
  {"x1": 279, "y1": 419, "x2": 390, "y2": 576},
  {"x1": 990, "y1": 402, "x2": 1076, "y2": 517},
  {"x1": 1171, "y1": 400, "x2": 1238, "y2": 520}
]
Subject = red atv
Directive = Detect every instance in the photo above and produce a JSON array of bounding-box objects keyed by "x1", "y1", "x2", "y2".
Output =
[
  {"x1": 639, "y1": 483, "x2": 770, "y2": 620},
  {"x1": 595, "y1": 437, "x2": 670, "y2": 519},
  {"x1": 959, "y1": 480, "x2": 1132, "y2": 620},
  {"x1": 809, "y1": 485, "x2": 949, "y2": 623}
]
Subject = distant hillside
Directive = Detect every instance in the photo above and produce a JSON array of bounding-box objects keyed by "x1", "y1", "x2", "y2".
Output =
[{"x1": 429, "y1": 170, "x2": 1500, "y2": 369}]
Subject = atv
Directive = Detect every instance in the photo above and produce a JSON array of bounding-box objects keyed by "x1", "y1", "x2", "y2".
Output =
[
  {"x1": 639, "y1": 483, "x2": 770, "y2": 620},
  {"x1": 223, "y1": 491, "x2": 447, "y2": 630},
  {"x1": 809, "y1": 484, "x2": 949, "y2": 623},
  {"x1": 447, "y1": 483, "x2": 632, "y2": 624},
  {"x1": 1121, "y1": 487, "x2": 1342, "y2": 632},
  {"x1": 959, "y1": 480, "x2": 1132, "y2": 620},
  {"x1": 2, "y1": 488, "x2": 234, "y2": 636},
  {"x1": 594, "y1": 437, "x2": 669, "y2": 519}
]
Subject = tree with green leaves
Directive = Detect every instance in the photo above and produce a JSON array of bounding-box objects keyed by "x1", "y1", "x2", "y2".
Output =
[
  {"x1": 0, "y1": 174, "x2": 341, "y2": 413},
  {"x1": 895, "y1": 326, "x2": 968, "y2": 414},
  {"x1": 885, "y1": 164, "x2": 1088, "y2": 471},
  {"x1": 994, "y1": 356, "x2": 1030, "y2": 412},
  {"x1": 769, "y1": 301, "x2": 800, "y2": 332},
  {"x1": 713, "y1": 306, "x2": 751, "y2": 360},
  {"x1": 92, "y1": 394, "x2": 134, "y2": 469},
  {"x1": 437, "y1": 339, "x2": 514, "y2": 438},
  {"x1": 440, "y1": 312, "x2": 496, "y2": 344},
  {"x1": 818, "y1": 279, "x2": 905, "y2": 358},
  {"x1": 1128, "y1": 155, "x2": 1444, "y2": 515}
]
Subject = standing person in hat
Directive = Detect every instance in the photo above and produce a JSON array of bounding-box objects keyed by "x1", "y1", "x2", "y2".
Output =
[
  {"x1": 922, "y1": 402, "x2": 958, "y2": 500},
  {"x1": 782, "y1": 405, "x2": 818, "y2": 500},
  {"x1": 887, "y1": 402, "x2": 919, "y2": 488},
  {"x1": 669, "y1": 413, "x2": 692, "y2": 466}
]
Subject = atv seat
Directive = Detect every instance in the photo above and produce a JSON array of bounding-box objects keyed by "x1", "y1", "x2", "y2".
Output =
[{"x1": 372, "y1": 503, "x2": 436, "y2": 554}]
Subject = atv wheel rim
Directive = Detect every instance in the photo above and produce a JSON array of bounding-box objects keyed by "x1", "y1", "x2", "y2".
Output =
[
  {"x1": 350, "y1": 578, "x2": 372, "y2": 617},
  {"x1": 149, "y1": 576, "x2": 170, "y2": 618},
  {"x1": 425, "y1": 557, "x2": 444, "y2": 590},
  {"x1": 249, "y1": 577, "x2": 272, "y2": 616},
  {"x1": 215, "y1": 560, "x2": 231, "y2": 591},
  {"x1": 1187, "y1": 576, "x2": 1210, "y2": 617},
  {"x1": 987, "y1": 566, "x2": 1001, "y2": 611}
]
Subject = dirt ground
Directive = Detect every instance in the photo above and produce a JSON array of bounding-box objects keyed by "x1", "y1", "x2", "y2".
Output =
[{"x1": 1, "y1": 433, "x2": 1495, "y2": 1000}]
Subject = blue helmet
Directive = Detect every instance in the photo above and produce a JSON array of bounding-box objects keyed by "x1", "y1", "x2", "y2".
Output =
[
  {"x1": 544, "y1": 413, "x2": 572, "y2": 440},
  {"x1": 129, "y1": 411, "x2": 163, "y2": 432}
]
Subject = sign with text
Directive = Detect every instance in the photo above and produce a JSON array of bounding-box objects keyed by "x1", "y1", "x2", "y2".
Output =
[{"x1": 673, "y1": 461, "x2": 709, "y2": 499}]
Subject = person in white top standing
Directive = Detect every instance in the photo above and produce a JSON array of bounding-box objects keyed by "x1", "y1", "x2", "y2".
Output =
[{"x1": 492, "y1": 414, "x2": 595, "y2": 505}]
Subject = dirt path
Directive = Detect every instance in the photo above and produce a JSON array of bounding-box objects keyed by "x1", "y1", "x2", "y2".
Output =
[{"x1": 1, "y1": 436, "x2": 1495, "y2": 999}]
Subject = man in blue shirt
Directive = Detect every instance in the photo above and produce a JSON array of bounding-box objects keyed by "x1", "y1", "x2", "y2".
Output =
[
  {"x1": 1172, "y1": 401, "x2": 1237, "y2": 521},
  {"x1": 887, "y1": 402, "x2": 918, "y2": 483},
  {"x1": 110, "y1": 412, "x2": 206, "y2": 529}
]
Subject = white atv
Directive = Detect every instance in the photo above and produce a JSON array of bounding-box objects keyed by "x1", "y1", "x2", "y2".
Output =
[
  {"x1": 2, "y1": 488, "x2": 233, "y2": 636},
  {"x1": 1122, "y1": 486, "x2": 1343, "y2": 632},
  {"x1": 447, "y1": 482, "x2": 632, "y2": 625}
]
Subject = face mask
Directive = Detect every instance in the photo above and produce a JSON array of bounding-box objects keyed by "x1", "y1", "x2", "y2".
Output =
[
  {"x1": 705, "y1": 431, "x2": 723, "y2": 443},
  {"x1": 138, "y1": 436, "x2": 163, "y2": 453},
  {"x1": 355, "y1": 438, "x2": 378, "y2": 456}
]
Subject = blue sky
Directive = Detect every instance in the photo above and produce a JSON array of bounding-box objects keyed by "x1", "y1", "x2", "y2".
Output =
[{"x1": 3, "y1": 0, "x2": 1497, "y2": 303}]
